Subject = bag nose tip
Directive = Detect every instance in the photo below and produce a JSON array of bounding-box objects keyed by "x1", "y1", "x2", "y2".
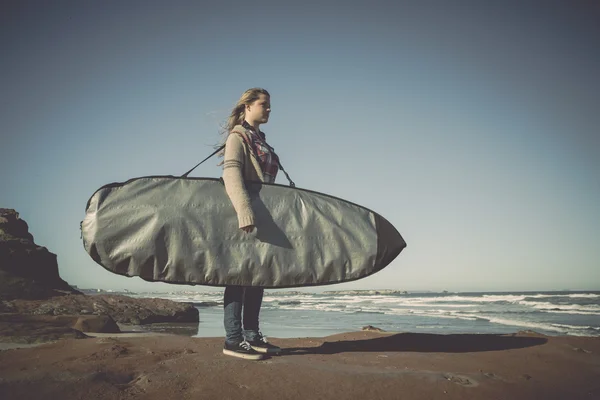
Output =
[{"x1": 373, "y1": 213, "x2": 406, "y2": 271}]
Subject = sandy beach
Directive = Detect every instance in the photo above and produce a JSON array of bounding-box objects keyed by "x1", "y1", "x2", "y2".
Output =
[{"x1": 1, "y1": 330, "x2": 598, "y2": 400}]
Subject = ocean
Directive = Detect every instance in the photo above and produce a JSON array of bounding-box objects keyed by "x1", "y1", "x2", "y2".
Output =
[{"x1": 125, "y1": 290, "x2": 600, "y2": 338}]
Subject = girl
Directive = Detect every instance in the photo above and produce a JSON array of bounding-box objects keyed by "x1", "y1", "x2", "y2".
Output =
[{"x1": 221, "y1": 88, "x2": 283, "y2": 360}]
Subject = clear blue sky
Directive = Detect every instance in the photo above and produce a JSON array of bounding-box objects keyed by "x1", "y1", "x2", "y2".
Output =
[{"x1": 2, "y1": 0, "x2": 599, "y2": 292}]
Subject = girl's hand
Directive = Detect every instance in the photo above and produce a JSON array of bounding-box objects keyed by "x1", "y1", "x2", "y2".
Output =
[{"x1": 241, "y1": 225, "x2": 255, "y2": 233}]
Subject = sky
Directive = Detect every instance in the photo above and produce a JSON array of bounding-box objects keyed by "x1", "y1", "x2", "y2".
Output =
[{"x1": 1, "y1": 0, "x2": 599, "y2": 293}]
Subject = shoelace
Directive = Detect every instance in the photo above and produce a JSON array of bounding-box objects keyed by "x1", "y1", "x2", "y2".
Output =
[
  {"x1": 239, "y1": 340, "x2": 252, "y2": 350},
  {"x1": 257, "y1": 332, "x2": 269, "y2": 343}
]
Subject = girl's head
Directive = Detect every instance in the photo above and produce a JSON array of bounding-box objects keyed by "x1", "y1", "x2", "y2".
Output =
[{"x1": 224, "y1": 88, "x2": 271, "y2": 133}]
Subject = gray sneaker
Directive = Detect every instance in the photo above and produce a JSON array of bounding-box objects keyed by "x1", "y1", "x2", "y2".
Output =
[{"x1": 223, "y1": 340, "x2": 265, "y2": 360}]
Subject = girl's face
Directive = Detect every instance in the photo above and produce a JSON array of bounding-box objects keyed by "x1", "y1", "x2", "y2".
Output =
[{"x1": 246, "y1": 94, "x2": 271, "y2": 125}]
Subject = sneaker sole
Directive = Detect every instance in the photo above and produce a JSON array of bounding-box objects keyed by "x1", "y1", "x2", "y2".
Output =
[
  {"x1": 223, "y1": 348, "x2": 265, "y2": 360},
  {"x1": 250, "y1": 346, "x2": 282, "y2": 354}
]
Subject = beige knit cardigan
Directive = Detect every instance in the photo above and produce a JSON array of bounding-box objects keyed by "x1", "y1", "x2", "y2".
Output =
[{"x1": 222, "y1": 124, "x2": 268, "y2": 228}]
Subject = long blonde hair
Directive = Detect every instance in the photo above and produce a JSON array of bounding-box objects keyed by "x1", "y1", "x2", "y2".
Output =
[
  {"x1": 217, "y1": 87, "x2": 270, "y2": 157},
  {"x1": 224, "y1": 88, "x2": 269, "y2": 133}
]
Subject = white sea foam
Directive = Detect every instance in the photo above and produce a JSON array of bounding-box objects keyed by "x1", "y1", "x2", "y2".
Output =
[
  {"x1": 145, "y1": 293, "x2": 222, "y2": 304},
  {"x1": 551, "y1": 323, "x2": 599, "y2": 330},
  {"x1": 377, "y1": 295, "x2": 527, "y2": 305},
  {"x1": 408, "y1": 312, "x2": 599, "y2": 336},
  {"x1": 518, "y1": 301, "x2": 600, "y2": 315},
  {"x1": 478, "y1": 317, "x2": 596, "y2": 336},
  {"x1": 524, "y1": 293, "x2": 600, "y2": 299},
  {"x1": 129, "y1": 291, "x2": 600, "y2": 336},
  {"x1": 266, "y1": 294, "x2": 600, "y2": 317},
  {"x1": 393, "y1": 303, "x2": 477, "y2": 308},
  {"x1": 381, "y1": 308, "x2": 482, "y2": 321},
  {"x1": 138, "y1": 292, "x2": 600, "y2": 313}
]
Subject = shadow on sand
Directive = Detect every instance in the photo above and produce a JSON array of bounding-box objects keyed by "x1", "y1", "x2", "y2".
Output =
[{"x1": 281, "y1": 332, "x2": 548, "y2": 356}]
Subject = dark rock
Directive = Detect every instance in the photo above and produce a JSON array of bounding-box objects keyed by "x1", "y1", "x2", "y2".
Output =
[
  {"x1": 2, "y1": 294, "x2": 199, "y2": 325},
  {"x1": 0, "y1": 313, "x2": 120, "y2": 344},
  {"x1": 0, "y1": 314, "x2": 90, "y2": 344},
  {"x1": 0, "y1": 210, "x2": 32, "y2": 241},
  {"x1": 361, "y1": 325, "x2": 386, "y2": 332},
  {"x1": 0, "y1": 208, "x2": 81, "y2": 300},
  {"x1": 72, "y1": 315, "x2": 120, "y2": 333}
]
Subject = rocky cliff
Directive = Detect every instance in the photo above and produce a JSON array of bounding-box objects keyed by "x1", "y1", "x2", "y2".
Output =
[
  {"x1": 0, "y1": 208, "x2": 82, "y2": 300},
  {"x1": 0, "y1": 208, "x2": 199, "y2": 343}
]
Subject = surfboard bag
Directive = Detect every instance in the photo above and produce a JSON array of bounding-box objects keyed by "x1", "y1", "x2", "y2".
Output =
[{"x1": 81, "y1": 177, "x2": 406, "y2": 288}]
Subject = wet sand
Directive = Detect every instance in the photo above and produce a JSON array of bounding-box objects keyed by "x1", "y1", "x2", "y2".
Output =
[{"x1": 1, "y1": 331, "x2": 599, "y2": 400}]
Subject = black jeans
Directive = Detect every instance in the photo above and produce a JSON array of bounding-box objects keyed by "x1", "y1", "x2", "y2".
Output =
[{"x1": 223, "y1": 286, "x2": 264, "y2": 344}]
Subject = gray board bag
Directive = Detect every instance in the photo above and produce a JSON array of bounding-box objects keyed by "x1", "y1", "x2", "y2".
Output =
[{"x1": 81, "y1": 163, "x2": 406, "y2": 288}]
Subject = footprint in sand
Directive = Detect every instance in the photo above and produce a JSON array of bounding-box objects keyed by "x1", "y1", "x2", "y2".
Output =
[
  {"x1": 482, "y1": 371, "x2": 503, "y2": 380},
  {"x1": 90, "y1": 370, "x2": 136, "y2": 387},
  {"x1": 573, "y1": 347, "x2": 592, "y2": 354},
  {"x1": 442, "y1": 373, "x2": 478, "y2": 387}
]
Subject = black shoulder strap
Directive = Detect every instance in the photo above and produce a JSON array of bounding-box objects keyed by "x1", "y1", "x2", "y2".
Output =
[
  {"x1": 276, "y1": 159, "x2": 295, "y2": 187},
  {"x1": 181, "y1": 145, "x2": 225, "y2": 178},
  {"x1": 181, "y1": 143, "x2": 296, "y2": 187}
]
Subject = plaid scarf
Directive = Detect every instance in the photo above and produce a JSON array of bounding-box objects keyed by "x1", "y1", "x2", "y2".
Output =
[{"x1": 242, "y1": 121, "x2": 279, "y2": 183}]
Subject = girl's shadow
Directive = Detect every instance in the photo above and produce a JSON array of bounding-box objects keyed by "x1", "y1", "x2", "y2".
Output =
[{"x1": 279, "y1": 332, "x2": 548, "y2": 356}]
